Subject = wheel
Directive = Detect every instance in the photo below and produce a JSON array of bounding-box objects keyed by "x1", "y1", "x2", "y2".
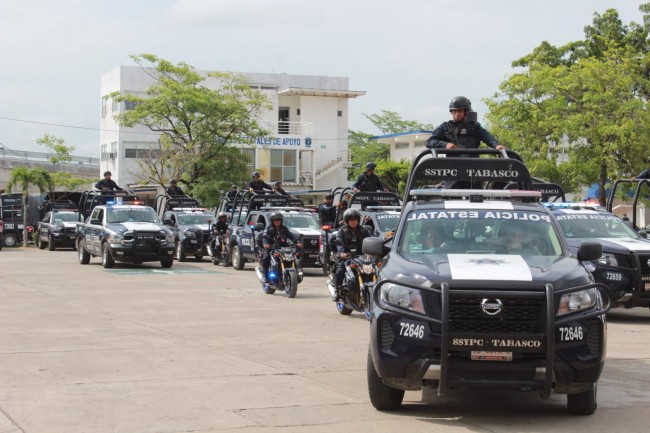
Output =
[
  {"x1": 2, "y1": 233, "x2": 18, "y2": 247},
  {"x1": 211, "y1": 255, "x2": 219, "y2": 265},
  {"x1": 175, "y1": 241, "x2": 186, "y2": 262},
  {"x1": 161, "y1": 258, "x2": 173, "y2": 268},
  {"x1": 78, "y1": 240, "x2": 90, "y2": 264},
  {"x1": 232, "y1": 245, "x2": 245, "y2": 270},
  {"x1": 284, "y1": 269, "x2": 298, "y2": 298},
  {"x1": 220, "y1": 252, "x2": 231, "y2": 267},
  {"x1": 337, "y1": 300, "x2": 353, "y2": 315},
  {"x1": 38, "y1": 234, "x2": 46, "y2": 249},
  {"x1": 367, "y1": 347, "x2": 404, "y2": 410},
  {"x1": 262, "y1": 284, "x2": 276, "y2": 295},
  {"x1": 101, "y1": 242, "x2": 115, "y2": 269},
  {"x1": 567, "y1": 383, "x2": 597, "y2": 415},
  {"x1": 48, "y1": 235, "x2": 56, "y2": 251}
]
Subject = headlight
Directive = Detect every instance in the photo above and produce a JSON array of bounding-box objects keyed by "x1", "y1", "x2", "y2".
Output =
[
  {"x1": 379, "y1": 283, "x2": 425, "y2": 314},
  {"x1": 108, "y1": 233, "x2": 124, "y2": 243},
  {"x1": 184, "y1": 230, "x2": 197, "y2": 239},
  {"x1": 596, "y1": 253, "x2": 618, "y2": 266},
  {"x1": 361, "y1": 264, "x2": 374, "y2": 274},
  {"x1": 557, "y1": 288, "x2": 600, "y2": 316},
  {"x1": 164, "y1": 231, "x2": 175, "y2": 243}
]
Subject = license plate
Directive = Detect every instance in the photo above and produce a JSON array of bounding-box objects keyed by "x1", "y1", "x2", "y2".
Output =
[{"x1": 471, "y1": 351, "x2": 512, "y2": 361}]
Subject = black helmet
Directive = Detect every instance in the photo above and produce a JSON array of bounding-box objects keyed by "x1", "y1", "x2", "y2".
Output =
[
  {"x1": 274, "y1": 181, "x2": 282, "y2": 187},
  {"x1": 449, "y1": 96, "x2": 472, "y2": 110},
  {"x1": 252, "y1": 171, "x2": 261, "y2": 178},
  {"x1": 343, "y1": 208, "x2": 361, "y2": 223},
  {"x1": 270, "y1": 213, "x2": 283, "y2": 222},
  {"x1": 365, "y1": 162, "x2": 377, "y2": 171},
  {"x1": 217, "y1": 212, "x2": 227, "y2": 219},
  {"x1": 170, "y1": 179, "x2": 177, "y2": 185},
  {"x1": 103, "y1": 170, "x2": 112, "y2": 176}
]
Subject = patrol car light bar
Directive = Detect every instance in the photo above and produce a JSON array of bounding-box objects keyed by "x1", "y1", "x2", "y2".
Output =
[
  {"x1": 410, "y1": 189, "x2": 542, "y2": 199},
  {"x1": 542, "y1": 202, "x2": 605, "y2": 210}
]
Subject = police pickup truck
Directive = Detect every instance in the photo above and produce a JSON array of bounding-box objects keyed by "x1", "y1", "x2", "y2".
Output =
[
  {"x1": 362, "y1": 148, "x2": 610, "y2": 415},
  {"x1": 226, "y1": 193, "x2": 320, "y2": 271},
  {"x1": 76, "y1": 200, "x2": 175, "y2": 268},
  {"x1": 37, "y1": 207, "x2": 81, "y2": 251},
  {"x1": 158, "y1": 196, "x2": 213, "y2": 262}
]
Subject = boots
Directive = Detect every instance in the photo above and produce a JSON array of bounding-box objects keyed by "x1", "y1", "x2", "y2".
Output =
[{"x1": 260, "y1": 267, "x2": 268, "y2": 283}]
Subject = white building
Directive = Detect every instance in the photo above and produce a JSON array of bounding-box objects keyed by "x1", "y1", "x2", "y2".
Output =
[
  {"x1": 372, "y1": 130, "x2": 433, "y2": 162},
  {"x1": 99, "y1": 66, "x2": 364, "y2": 191}
]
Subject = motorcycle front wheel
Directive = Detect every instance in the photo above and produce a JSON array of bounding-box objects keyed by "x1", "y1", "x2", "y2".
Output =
[{"x1": 285, "y1": 269, "x2": 298, "y2": 298}]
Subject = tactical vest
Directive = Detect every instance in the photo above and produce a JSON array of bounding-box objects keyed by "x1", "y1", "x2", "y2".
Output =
[
  {"x1": 358, "y1": 174, "x2": 381, "y2": 191},
  {"x1": 447, "y1": 121, "x2": 480, "y2": 149}
]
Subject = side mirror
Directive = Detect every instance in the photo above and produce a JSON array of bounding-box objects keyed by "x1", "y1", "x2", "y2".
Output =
[
  {"x1": 638, "y1": 229, "x2": 647, "y2": 239},
  {"x1": 363, "y1": 237, "x2": 389, "y2": 258},
  {"x1": 577, "y1": 240, "x2": 602, "y2": 262},
  {"x1": 90, "y1": 219, "x2": 101, "y2": 225},
  {"x1": 163, "y1": 219, "x2": 173, "y2": 225},
  {"x1": 255, "y1": 222, "x2": 265, "y2": 231}
]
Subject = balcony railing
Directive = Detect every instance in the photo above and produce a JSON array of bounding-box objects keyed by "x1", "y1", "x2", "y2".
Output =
[{"x1": 263, "y1": 120, "x2": 314, "y2": 135}]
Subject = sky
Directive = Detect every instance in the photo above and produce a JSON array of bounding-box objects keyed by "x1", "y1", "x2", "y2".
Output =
[{"x1": 0, "y1": 0, "x2": 644, "y2": 158}]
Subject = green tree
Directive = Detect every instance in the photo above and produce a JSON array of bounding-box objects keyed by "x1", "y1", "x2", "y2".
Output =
[
  {"x1": 375, "y1": 159, "x2": 411, "y2": 196},
  {"x1": 6, "y1": 167, "x2": 52, "y2": 246},
  {"x1": 486, "y1": 5, "x2": 650, "y2": 205},
  {"x1": 36, "y1": 134, "x2": 88, "y2": 191},
  {"x1": 112, "y1": 53, "x2": 272, "y2": 194},
  {"x1": 363, "y1": 110, "x2": 434, "y2": 134}
]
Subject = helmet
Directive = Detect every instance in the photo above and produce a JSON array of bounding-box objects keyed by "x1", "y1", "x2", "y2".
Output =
[
  {"x1": 449, "y1": 96, "x2": 472, "y2": 111},
  {"x1": 252, "y1": 171, "x2": 261, "y2": 178},
  {"x1": 343, "y1": 208, "x2": 361, "y2": 224},
  {"x1": 230, "y1": 184, "x2": 237, "y2": 189},
  {"x1": 217, "y1": 212, "x2": 227, "y2": 219},
  {"x1": 270, "y1": 212, "x2": 283, "y2": 222},
  {"x1": 274, "y1": 181, "x2": 282, "y2": 187},
  {"x1": 170, "y1": 179, "x2": 177, "y2": 185},
  {"x1": 365, "y1": 162, "x2": 377, "y2": 171},
  {"x1": 103, "y1": 171, "x2": 112, "y2": 176}
]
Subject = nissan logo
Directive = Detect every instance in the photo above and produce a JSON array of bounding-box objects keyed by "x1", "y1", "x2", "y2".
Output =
[
  {"x1": 647, "y1": 258, "x2": 650, "y2": 267},
  {"x1": 480, "y1": 298, "x2": 503, "y2": 316}
]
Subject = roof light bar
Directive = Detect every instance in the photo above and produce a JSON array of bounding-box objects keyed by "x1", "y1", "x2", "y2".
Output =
[{"x1": 410, "y1": 189, "x2": 541, "y2": 199}]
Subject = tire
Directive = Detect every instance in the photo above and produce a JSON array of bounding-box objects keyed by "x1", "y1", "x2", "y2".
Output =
[
  {"x1": 211, "y1": 255, "x2": 219, "y2": 265},
  {"x1": 337, "y1": 301, "x2": 353, "y2": 315},
  {"x1": 232, "y1": 245, "x2": 245, "y2": 270},
  {"x1": 367, "y1": 347, "x2": 404, "y2": 410},
  {"x1": 175, "y1": 241, "x2": 186, "y2": 262},
  {"x1": 78, "y1": 240, "x2": 91, "y2": 265},
  {"x1": 2, "y1": 233, "x2": 18, "y2": 247},
  {"x1": 48, "y1": 235, "x2": 56, "y2": 251},
  {"x1": 161, "y1": 258, "x2": 173, "y2": 268},
  {"x1": 262, "y1": 284, "x2": 276, "y2": 295},
  {"x1": 221, "y1": 251, "x2": 231, "y2": 267},
  {"x1": 567, "y1": 383, "x2": 597, "y2": 415},
  {"x1": 285, "y1": 269, "x2": 298, "y2": 298},
  {"x1": 38, "y1": 234, "x2": 46, "y2": 249},
  {"x1": 101, "y1": 242, "x2": 115, "y2": 269}
]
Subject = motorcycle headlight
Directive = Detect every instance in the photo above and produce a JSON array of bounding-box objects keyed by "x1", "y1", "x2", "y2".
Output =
[
  {"x1": 557, "y1": 288, "x2": 600, "y2": 316},
  {"x1": 596, "y1": 253, "x2": 618, "y2": 266},
  {"x1": 108, "y1": 233, "x2": 124, "y2": 243},
  {"x1": 361, "y1": 264, "x2": 374, "y2": 274},
  {"x1": 184, "y1": 230, "x2": 197, "y2": 239},
  {"x1": 283, "y1": 253, "x2": 294, "y2": 261},
  {"x1": 379, "y1": 283, "x2": 425, "y2": 314}
]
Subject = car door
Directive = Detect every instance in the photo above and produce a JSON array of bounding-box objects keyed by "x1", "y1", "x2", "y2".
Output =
[
  {"x1": 87, "y1": 208, "x2": 104, "y2": 254},
  {"x1": 239, "y1": 213, "x2": 259, "y2": 256},
  {"x1": 40, "y1": 212, "x2": 52, "y2": 241}
]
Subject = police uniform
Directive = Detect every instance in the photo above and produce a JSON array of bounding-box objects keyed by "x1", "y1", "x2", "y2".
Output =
[
  {"x1": 334, "y1": 224, "x2": 372, "y2": 287},
  {"x1": 247, "y1": 179, "x2": 273, "y2": 193},
  {"x1": 95, "y1": 179, "x2": 123, "y2": 191},
  {"x1": 260, "y1": 224, "x2": 301, "y2": 275},
  {"x1": 352, "y1": 172, "x2": 386, "y2": 192},
  {"x1": 167, "y1": 185, "x2": 185, "y2": 197}
]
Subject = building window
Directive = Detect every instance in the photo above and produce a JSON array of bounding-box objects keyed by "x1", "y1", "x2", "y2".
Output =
[
  {"x1": 241, "y1": 148, "x2": 255, "y2": 172},
  {"x1": 101, "y1": 96, "x2": 108, "y2": 117},
  {"x1": 101, "y1": 144, "x2": 108, "y2": 161},
  {"x1": 124, "y1": 100, "x2": 138, "y2": 110},
  {"x1": 337, "y1": 110, "x2": 343, "y2": 117},
  {"x1": 111, "y1": 99, "x2": 119, "y2": 114},
  {"x1": 395, "y1": 143, "x2": 409, "y2": 149},
  {"x1": 414, "y1": 141, "x2": 426, "y2": 148},
  {"x1": 123, "y1": 142, "x2": 159, "y2": 159},
  {"x1": 270, "y1": 149, "x2": 296, "y2": 183}
]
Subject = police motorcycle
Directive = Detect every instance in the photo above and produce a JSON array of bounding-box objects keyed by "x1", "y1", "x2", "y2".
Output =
[
  {"x1": 327, "y1": 243, "x2": 377, "y2": 316},
  {"x1": 254, "y1": 223, "x2": 302, "y2": 298},
  {"x1": 207, "y1": 225, "x2": 229, "y2": 266}
]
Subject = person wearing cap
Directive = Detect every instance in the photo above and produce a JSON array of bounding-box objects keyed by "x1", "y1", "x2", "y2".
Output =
[
  {"x1": 318, "y1": 194, "x2": 337, "y2": 226},
  {"x1": 426, "y1": 96, "x2": 505, "y2": 152},
  {"x1": 352, "y1": 162, "x2": 388, "y2": 192},
  {"x1": 273, "y1": 181, "x2": 290, "y2": 196},
  {"x1": 95, "y1": 171, "x2": 123, "y2": 192},
  {"x1": 247, "y1": 171, "x2": 273, "y2": 194},
  {"x1": 166, "y1": 179, "x2": 185, "y2": 197},
  {"x1": 226, "y1": 184, "x2": 239, "y2": 199}
]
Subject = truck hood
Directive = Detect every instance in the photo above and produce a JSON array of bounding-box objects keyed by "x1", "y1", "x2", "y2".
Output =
[
  {"x1": 179, "y1": 223, "x2": 210, "y2": 232},
  {"x1": 381, "y1": 252, "x2": 592, "y2": 290},
  {"x1": 290, "y1": 228, "x2": 321, "y2": 237},
  {"x1": 106, "y1": 222, "x2": 169, "y2": 234},
  {"x1": 566, "y1": 237, "x2": 650, "y2": 254}
]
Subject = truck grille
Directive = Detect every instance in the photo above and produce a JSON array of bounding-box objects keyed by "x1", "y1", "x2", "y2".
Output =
[
  {"x1": 448, "y1": 297, "x2": 545, "y2": 334},
  {"x1": 638, "y1": 254, "x2": 650, "y2": 275},
  {"x1": 131, "y1": 232, "x2": 162, "y2": 253}
]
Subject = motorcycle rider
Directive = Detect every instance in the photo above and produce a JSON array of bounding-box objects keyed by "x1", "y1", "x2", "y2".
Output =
[
  {"x1": 210, "y1": 212, "x2": 229, "y2": 263},
  {"x1": 333, "y1": 208, "x2": 372, "y2": 300},
  {"x1": 260, "y1": 213, "x2": 303, "y2": 283}
]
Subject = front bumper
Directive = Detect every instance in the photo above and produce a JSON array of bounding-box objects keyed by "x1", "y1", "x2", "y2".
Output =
[
  {"x1": 109, "y1": 242, "x2": 175, "y2": 263},
  {"x1": 369, "y1": 282, "x2": 610, "y2": 397}
]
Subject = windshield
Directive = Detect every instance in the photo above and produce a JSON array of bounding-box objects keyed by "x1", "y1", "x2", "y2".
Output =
[
  {"x1": 177, "y1": 213, "x2": 213, "y2": 225},
  {"x1": 107, "y1": 207, "x2": 161, "y2": 224},
  {"x1": 282, "y1": 213, "x2": 320, "y2": 230},
  {"x1": 399, "y1": 209, "x2": 563, "y2": 256},
  {"x1": 53, "y1": 213, "x2": 80, "y2": 223},
  {"x1": 555, "y1": 212, "x2": 639, "y2": 239},
  {"x1": 374, "y1": 213, "x2": 400, "y2": 232}
]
